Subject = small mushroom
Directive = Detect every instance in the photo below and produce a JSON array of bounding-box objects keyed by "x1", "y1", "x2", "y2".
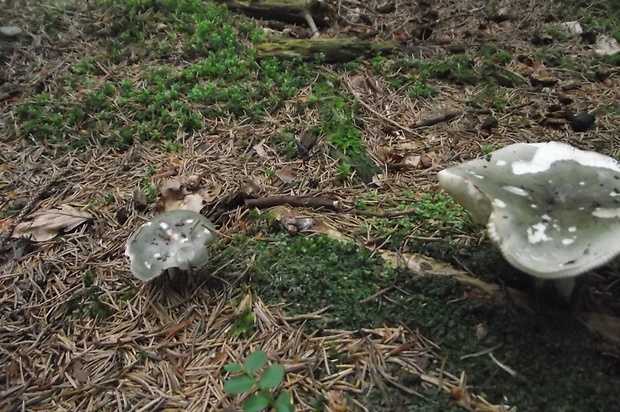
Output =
[
  {"x1": 438, "y1": 142, "x2": 620, "y2": 297},
  {"x1": 125, "y1": 210, "x2": 218, "y2": 281}
]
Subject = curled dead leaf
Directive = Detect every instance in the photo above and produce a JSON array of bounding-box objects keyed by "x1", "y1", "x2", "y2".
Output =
[
  {"x1": 157, "y1": 177, "x2": 222, "y2": 213},
  {"x1": 577, "y1": 312, "x2": 620, "y2": 344},
  {"x1": 11, "y1": 204, "x2": 93, "y2": 242},
  {"x1": 275, "y1": 165, "x2": 296, "y2": 184},
  {"x1": 253, "y1": 142, "x2": 269, "y2": 158}
]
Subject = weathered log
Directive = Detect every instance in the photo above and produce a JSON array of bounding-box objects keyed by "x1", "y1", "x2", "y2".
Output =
[
  {"x1": 215, "y1": 0, "x2": 334, "y2": 27},
  {"x1": 257, "y1": 37, "x2": 396, "y2": 63}
]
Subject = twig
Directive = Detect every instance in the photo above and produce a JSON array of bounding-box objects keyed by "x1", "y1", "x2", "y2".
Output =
[
  {"x1": 349, "y1": 208, "x2": 417, "y2": 217},
  {"x1": 345, "y1": 82, "x2": 422, "y2": 138},
  {"x1": 488, "y1": 353, "x2": 517, "y2": 376},
  {"x1": 411, "y1": 110, "x2": 462, "y2": 128},
  {"x1": 359, "y1": 287, "x2": 392, "y2": 304},
  {"x1": 245, "y1": 195, "x2": 341, "y2": 210}
]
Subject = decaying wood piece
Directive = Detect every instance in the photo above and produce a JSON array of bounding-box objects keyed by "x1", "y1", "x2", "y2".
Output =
[
  {"x1": 257, "y1": 37, "x2": 397, "y2": 63},
  {"x1": 411, "y1": 110, "x2": 462, "y2": 129},
  {"x1": 215, "y1": 0, "x2": 334, "y2": 28},
  {"x1": 245, "y1": 195, "x2": 341, "y2": 210}
]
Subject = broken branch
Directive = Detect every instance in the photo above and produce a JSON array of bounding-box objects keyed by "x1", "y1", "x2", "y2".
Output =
[
  {"x1": 245, "y1": 195, "x2": 341, "y2": 210},
  {"x1": 411, "y1": 110, "x2": 462, "y2": 129}
]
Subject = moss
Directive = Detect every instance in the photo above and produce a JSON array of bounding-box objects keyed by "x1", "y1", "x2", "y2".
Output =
[{"x1": 208, "y1": 233, "x2": 620, "y2": 411}]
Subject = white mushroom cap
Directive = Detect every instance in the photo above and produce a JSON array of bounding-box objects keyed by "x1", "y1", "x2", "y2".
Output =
[
  {"x1": 125, "y1": 210, "x2": 218, "y2": 281},
  {"x1": 438, "y1": 142, "x2": 620, "y2": 280}
]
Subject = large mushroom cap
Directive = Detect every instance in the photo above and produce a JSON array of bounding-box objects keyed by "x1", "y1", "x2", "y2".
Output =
[
  {"x1": 438, "y1": 142, "x2": 620, "y2": 279},
  {"x1": 125, "y1": 210, "x2": 218, "y2": 281}
]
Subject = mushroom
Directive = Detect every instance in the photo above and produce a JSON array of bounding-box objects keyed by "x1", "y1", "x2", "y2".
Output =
[
  {"x1": 125, "y1": 209, "x2": 218, "y2": 281},
  {"x1": 438, "y1": 142, "x2": 620, "y2": 298}
]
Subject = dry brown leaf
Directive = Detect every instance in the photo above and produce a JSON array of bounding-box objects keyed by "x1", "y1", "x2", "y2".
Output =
[
  {"x1": 253, "y1": 142, "x2": 269, "y2": 158},
  {"x1": 377, "y1": 146, "x2": 421, "y2": 170},
  {"x1": 0, "y1": 218, "x2": 12, "y2": 232},
  {"x1": 381, "y1": 251, "x2": 464, "y2": 276},
  {"x1": 275, "y1": 165, "x2": 296, "y2": 184},
  {"x1": 70, "y1": 360, "x2": 90, "y2": 384},
  {"x1": 577, "y1": 312, "x2": 620, "y2": 344},
  {"x1": 11, "y1": 204, "x2": 93, "y2": 242},
  {"x1": 198, "y1": 182, "x2": 222, "y2": 203},
  {"x1": 158, "y1": 177, "x2": 222, "y2": 213},
  {"x1": 381, "y1": 251, "x2": 502, "y2": 298}
]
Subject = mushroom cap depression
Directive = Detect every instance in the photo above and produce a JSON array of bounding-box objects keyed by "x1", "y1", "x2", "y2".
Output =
[
  {"x1": 125, "y1": 209, "x2": 218, "y2": 281},
  {"x1": 438, "y1": 142, "x2": 620, "y2": 279}
]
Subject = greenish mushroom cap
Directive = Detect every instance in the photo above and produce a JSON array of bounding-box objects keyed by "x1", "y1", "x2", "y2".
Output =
[
  {"x1": 438, "y1": 142, "x2": 620, "y2": 279},
  {"x1": 125, "y1": 210, "x2": 218, "y2": 281}
]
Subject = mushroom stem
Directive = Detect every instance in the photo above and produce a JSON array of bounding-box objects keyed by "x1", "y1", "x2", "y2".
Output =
[{"x1": 167, "y1": 267, "x2": 181, "y2": 281}]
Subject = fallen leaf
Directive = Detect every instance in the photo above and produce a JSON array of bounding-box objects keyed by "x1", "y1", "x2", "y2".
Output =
[
  {"x1": 132, "y1": 190, "x2": 148, "y2": 209},
  {"x1": 577, "y1": 312, "x2": 620, "y2": 344},
  {"x1": 197, "y1": 182, "x2": 222, "y2": 203},
  {"x1": 253, "y1": 142, "x2": 269, "y2": 158},
  {"x1": 0, "y1": 218, "x2": 12, "y2": 232},
  {"x1": 560, "y1": 21, "x2": 582, "y2": 35},
  {"x1": 595, "y1": 34, "x2": 620, "y2": 56},
  {"x1": 12, "y1": 204, "x2": 93, "y2": 242},
  {"x1": 381, "y1": 251, "x2": 464, "y2": 276},
  {"x1": 158, "y1": 177, "x2": 221, "y2": 213},
  {"x1": 70, "y1": 360, "x2": 89, "y2": 384},
  {"x1": 275, "y1": 165, "x2": 296, "y2": 184}
]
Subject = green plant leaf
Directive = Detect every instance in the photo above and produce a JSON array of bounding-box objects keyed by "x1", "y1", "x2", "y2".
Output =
[
  {"x1": 258, "y1": 364, "x2": 284, "y2": 389},
  {"x1": 242, "y1": 394, "x2": 270, "y2": 412},
  {"x1": 274, "y1": 392, "x2": 294, "y2": 412},
  {"x1": 244, "y1": 350, "x2": 267, "y2": 373},
  {"x1": 224, "y1": 363, "x2": 244, "y2": 373},
  {"x1": 223, "y1": 375, "x2": 255, "y2": 394}
]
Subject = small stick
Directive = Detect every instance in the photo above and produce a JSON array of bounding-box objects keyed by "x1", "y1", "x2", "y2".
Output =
[
  {"x1": 411, "y1": 110, "x2": 462, "y2": 128},
  {"x1": 245, "y1": 195, "x2": 341, "y2": 210},
  {"x1": 350, "y1": 208, "x2": 418, "y2": 217}
]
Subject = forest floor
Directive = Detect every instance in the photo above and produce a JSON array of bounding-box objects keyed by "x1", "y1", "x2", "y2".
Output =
[{"x1": 1, "y1": 0, "x2": 619, "y2": 411}]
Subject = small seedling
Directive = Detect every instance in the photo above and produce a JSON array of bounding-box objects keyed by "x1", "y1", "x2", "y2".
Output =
[
  {"x1": 336, "y1": 163, "x2": 352, "y2": 181},
  {"x1": 481, "y1": 144, "x2": 495, "y2": 155},
  {"x1": 224, "y1": 350, "x2": 293, "y2": 412}
]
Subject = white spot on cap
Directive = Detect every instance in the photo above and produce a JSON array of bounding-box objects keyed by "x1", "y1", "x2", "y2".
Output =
[
  {"x1": 493, "y1": 199, "x2": 507, "y2": 208},
  {"x1": 503, "y1": 185, "x2": 529, "y2": 196},
  {"x1": 579, "y1": 182, "x2": 585, "y2": 186},
  {"x1": 160, "y1": 222, "x2": 169, "y2": 229},
  {"x1": 512, "y1": 142, "x2": 620, "y2": 175},
  {"x1": 496, "y1": 160, "x2": 507, "y2": 166},
  {"x1": 181, "y1": 238, "x2": 189, "y2": 243},
  {"x1": 527, "y1": 222, "x2": 551, "y2": 244},
  {"x1": 531, "y1": 204, "x2": 538, "y2": 209},
  {"x1": 186, "y1": 219, "x2": 194, "y2": 224},
  {"x1": 468, "y1": 171, "x2": 484, "y2": 179},
  {"x1": 592, "y1": 207, "x2": 620, "y2": 219},
  {"x1": 145, "y1": 261, "x2": 152, "y2": 269},
  {"x1": 562, "y1": 238, "x2": 575, "y2": 245},
  {"x1": 611, "y1": 191, "x2": 620, "y2": 197},
  {"x1": 568, "y1": 226, "x2": 577, "y2": 232},
  {"x1": 154, "y1": 253, "x2": 161, "y2": 258}
]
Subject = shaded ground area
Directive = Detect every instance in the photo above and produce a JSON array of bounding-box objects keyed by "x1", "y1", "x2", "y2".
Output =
[{"x1": 1, "y1": 0, "x2": 619, "y2": 411}]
